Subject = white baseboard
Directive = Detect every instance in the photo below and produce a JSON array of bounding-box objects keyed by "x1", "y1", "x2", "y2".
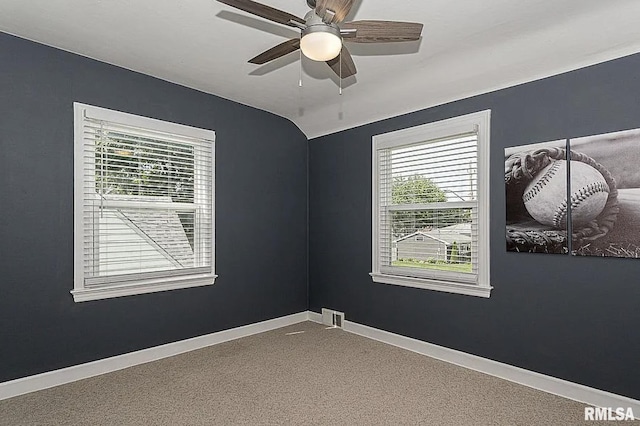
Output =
[
  {"x1": 308, "y1": 311, "x2": 640, "y2": 417},
  {"x1": 4, "y1": 310, "x2": 639, "y2": 417},
  {"x1": 0, "y1": 311, "x2": 309, "y2": 401}
]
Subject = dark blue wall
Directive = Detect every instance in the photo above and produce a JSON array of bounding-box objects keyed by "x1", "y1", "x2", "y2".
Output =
[
  {"x1": 2, "y1": 30, "x2": 639, "y2": 402},
  {"x1": 0, "y1": 33, "x2": 308, "y2": 382},
  {"x1": 309, "y1": 54, "x2": 640, "y2": 399}
]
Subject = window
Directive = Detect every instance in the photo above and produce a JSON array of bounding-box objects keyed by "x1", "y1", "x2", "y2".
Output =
[
  {"x1": 73, "y1": 103, "x2": 216, "y2": 302},
  {"x1": 371, "y1": 111, "x2": 491, "y2": 297}
]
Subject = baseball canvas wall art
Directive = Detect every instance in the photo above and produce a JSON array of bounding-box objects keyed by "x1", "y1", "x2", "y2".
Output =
[
  {"x1": 505, "y1": 128, "x2": 640, "y2": 257},
  {"x1": 505, "y1": 140, "x2": 569, "y2": 254},
  {"x1": 569, "y1": 128, "x2": 640, "y2": 258}
]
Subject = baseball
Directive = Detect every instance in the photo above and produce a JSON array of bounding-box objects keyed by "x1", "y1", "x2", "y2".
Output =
[{"x1": 522, "y1": 159, "x2": 609, "y2": 228}]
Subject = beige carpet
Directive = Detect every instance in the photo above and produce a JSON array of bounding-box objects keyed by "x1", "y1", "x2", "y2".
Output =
[{"x1": 0, "y1": 321, "x2": 634, "y2": 425}]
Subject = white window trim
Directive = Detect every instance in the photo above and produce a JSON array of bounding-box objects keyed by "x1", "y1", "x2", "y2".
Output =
[
  {"x1": 370, "y1": 110, "x2": 492, "y2": 298},
  {"x1": 73, "y1": 102, "x2": 217, "y2": 302}
]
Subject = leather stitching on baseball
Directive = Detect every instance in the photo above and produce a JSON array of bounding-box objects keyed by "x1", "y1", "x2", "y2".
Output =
[
  {"x1": 522, "y1": 160, "x2": 561, "y2": 203},
  {"x1": 553, "y1": 181, "x2": 610, "y2": 227},
  {"x1": 553, "y1": 200, "x2": 568, "y2": 228}
]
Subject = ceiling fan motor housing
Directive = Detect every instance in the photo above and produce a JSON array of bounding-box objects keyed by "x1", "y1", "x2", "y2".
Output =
[{"x1": 301, "y1": 23, "x2": 341, "y2": 40}]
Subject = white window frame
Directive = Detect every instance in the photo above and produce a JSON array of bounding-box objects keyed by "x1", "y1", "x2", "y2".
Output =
[
  {"x1": 73, "y1": 103, "x2": 217, "y2": 302},
  {"x1": 370, "y1": 110, "x2": 492, "y2": 298}
]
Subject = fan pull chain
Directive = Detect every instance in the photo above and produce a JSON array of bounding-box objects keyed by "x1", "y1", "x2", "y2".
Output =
[
  {"x1": 339, "y1": 49, "x2": 342, "y2": 95},
  {"x1": 299, "y1": 49, "x2": 303, "y2": 87}
]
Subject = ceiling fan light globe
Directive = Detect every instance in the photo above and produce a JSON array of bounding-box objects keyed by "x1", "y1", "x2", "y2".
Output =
[{"x1": 300, "y1": 31, "x2": 342, "y2": 62}]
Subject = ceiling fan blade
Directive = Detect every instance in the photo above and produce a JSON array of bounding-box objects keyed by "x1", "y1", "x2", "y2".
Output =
[
  {"x1": 341, "y1": 20, "x2": 423, "y2": 43},
  {"x1": 217, "y1": 0, "x2": 305, "y2": 27},
  {"x1": 315, "y1": 0, "x2": 355, "y2": 23},
  {"x1": 249, "y1": 39, "x2": 301, "y2": 64},
  {"x1": 326, "y1": 46, "x2": 357, "y2": 79}
]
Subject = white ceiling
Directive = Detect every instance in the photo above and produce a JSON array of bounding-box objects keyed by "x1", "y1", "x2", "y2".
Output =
[{"x1": 2, "y1": 0, "x2": 640, "y2": 138}]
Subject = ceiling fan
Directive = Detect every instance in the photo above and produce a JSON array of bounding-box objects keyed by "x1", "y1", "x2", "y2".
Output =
[{"x1": 217, "y1": 0, "x2": 423, "y2": 79}]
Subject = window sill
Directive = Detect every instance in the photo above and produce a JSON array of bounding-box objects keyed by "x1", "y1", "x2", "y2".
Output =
[
  {"x1": 71, "y1": 274, "x2": 217, "y2": 302},
  {"x1": 370, "y1": 272, "x2": 492, "y2": 298}
]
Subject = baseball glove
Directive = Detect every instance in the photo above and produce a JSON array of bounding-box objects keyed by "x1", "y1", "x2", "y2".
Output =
[{"x1": 505, "y1": 147, "x2": 619, "y2": 253}]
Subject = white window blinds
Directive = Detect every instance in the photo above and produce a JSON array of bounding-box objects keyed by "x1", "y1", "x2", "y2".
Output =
[
  {"x1": 377, "y1": 133, "x2": 478, "y2": 284},
  {"x1": 371, "y1": 110, "x2": 491, "y2": 297},
  {"x1": 73, "y1": 103, "x2": 215, "y2": 301}
]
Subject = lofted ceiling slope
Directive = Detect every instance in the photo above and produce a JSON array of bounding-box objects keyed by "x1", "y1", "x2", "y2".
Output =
[{"x1": 2, "y1": 0, "x2": 640, "y2": 138}]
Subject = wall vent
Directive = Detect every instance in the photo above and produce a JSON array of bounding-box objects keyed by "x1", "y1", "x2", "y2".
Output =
[{"x1": 321, "y1": 308, "x2": 345, "y2": 328}]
